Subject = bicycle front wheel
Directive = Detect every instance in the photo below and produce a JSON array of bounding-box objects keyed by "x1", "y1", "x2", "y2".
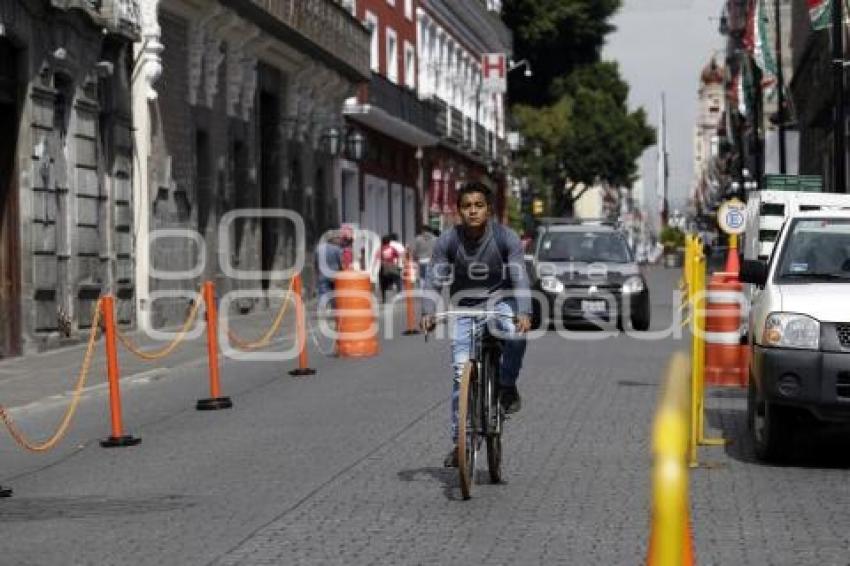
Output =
[
  {"x1": 457, "y1": 360, "x2": 478, "y2": 500},
  {"x1": 484, "y1": 347, "x2": 503, "y2": 484}
]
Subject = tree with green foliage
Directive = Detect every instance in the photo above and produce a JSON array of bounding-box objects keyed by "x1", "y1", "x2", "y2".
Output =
[
  {"x1": 505, "y1": 193, "x2": 524, "y2": 234},
  {"x1": 503, "y1": 0, "x2": 622, "y2": 106},
  {"x1": 514, "y1": 61, "x2": 655, "y2": 217}
]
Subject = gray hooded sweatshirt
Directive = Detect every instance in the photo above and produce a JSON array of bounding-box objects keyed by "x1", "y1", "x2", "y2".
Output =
[{"x1": 422, "y1": 221, "x2": 531, "y2": 316}]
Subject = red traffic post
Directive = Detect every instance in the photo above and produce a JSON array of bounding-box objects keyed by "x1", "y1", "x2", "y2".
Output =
[
  {"x1": 402, "y1": 253, "x2": 420, "y2": 336},
  {"x1": 100, "y1": 295, "x2": 141, "y2": 448},
  {"x1": 197, "y1": 281, "x2": 233, "y2": 410},
  {"x1": 289, "y1": 274, "x2": 316, "y2": 377}
]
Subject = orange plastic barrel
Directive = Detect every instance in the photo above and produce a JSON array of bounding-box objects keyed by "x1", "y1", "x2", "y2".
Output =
[
  {"x1": 704, "y1": 272, "x2": 747, "y2": 387},
  {"x1": 335, "y1": 271, "x2": 379, "y2": 358}
]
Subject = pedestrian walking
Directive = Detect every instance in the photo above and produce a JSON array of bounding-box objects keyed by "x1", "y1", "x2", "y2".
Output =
[
  {"x1": 315, "y1": 231, "x2": 343, "y2": 312},
  {"x1": 377, "y1": 235, "x2": 402, "y2": 303},
  {"x1": 340, "y1": 225, "x2": 355, "y2": 271},
  {"x1": 411, "y1": 225, "x2": 437, "y2": 289}
]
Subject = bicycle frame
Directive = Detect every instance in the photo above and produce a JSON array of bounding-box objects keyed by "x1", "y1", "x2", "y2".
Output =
[
  {"x1": 431, "y1": 309, "x2": 512, "y2": 497},
  {"x1": 434, "y1": 309, "x2": 511, "y2": 436}
]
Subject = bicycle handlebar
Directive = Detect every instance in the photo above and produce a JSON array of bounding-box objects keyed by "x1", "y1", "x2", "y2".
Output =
[
  {"x1": 423, "y1": 310, "x2": 517, "y2": 342},
  {"x1": 431, "y1": 310, "x2": 516, "y2": 320}
]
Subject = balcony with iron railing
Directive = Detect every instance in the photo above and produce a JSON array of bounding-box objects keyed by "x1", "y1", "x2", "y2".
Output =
[
  {"x1": 475, "y1": 123, "x2": 486, "y2": 155},
  {"x1": 449, "y1": 107, "x2": 464, "y2": 143},
  {"x1": 367, "y1": 73, "x2": 439, "y2": 137},
  {"x1": 430, "y1": 96, "x2": 505, "y2": 161},
  {"x1": 235, "y1": 0, "x2": 370, "y2": 79},
  {"x1": 50, "y1": 0, "x2": 141, "y2": 38}
]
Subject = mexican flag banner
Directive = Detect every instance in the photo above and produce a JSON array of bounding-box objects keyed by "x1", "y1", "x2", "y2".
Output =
[
  {"x1": 808, "y1": 0, "x2": 831, "y2": 30},
  {"x1": 752, "y1": 0, "x2": 778, "y2": 78}
]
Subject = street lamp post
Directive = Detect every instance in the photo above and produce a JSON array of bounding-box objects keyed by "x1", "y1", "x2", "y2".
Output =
[
  {"x1": 833, "y1": 0, "x2": 846, "y2": 193},
  {"x1": 509, "y1": 59, "x2": 533, "y2": 78},
  {"x1": 774, "y1": 0, "x2": 786, "y2": 174},
  {"x1": 321, "y1": 125, "x2": 367, "y2": 161}
]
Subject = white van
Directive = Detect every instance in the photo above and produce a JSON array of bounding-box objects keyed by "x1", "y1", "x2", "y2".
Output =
[
  {"x1": 744, "y1": 190, "x2": 850, "y2": 262},
  {"x1": 741, "y1": 206, "x2": 850, "y2": 461}
]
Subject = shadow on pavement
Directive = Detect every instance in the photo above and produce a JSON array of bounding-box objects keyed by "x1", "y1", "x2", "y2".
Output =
[
  {"x1": 0, "y1": 494, "x2": 195, "y2": 522},
  {"x1": 397, "y1": 467, "x2": 459, "y2": 501},
  {"x1": 707, "y1": 406, "x2": 850, "y2": 469}
]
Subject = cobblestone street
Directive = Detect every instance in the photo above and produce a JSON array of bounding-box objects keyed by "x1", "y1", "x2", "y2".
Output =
[{"x1": 0, "y1": 268, "x2": 848, "y2": 565}]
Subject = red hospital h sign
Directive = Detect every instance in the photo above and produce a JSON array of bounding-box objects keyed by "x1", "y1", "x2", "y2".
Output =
[
  {"x1": 483, "y1": 53, "x2": 506, "y2": 79},
  {"x1": 481, "y1": 53, "x2": 507, "y2": 94}
]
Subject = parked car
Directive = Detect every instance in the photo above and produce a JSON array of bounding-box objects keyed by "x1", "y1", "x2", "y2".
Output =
[
  {"x1": 528, "y1": 220, "x2": 650, "y2": 330},
  {"x1": 741, "y1": 205, "x2": 850, "y2": 461}
]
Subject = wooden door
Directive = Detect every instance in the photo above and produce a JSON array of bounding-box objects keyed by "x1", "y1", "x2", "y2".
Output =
[{"x1": 0, "y1": 39, "x2": 21, "y2": 357}]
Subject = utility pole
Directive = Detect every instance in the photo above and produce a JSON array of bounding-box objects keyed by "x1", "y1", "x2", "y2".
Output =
[
  {"x1": 774, "y1": 0, "x2": 786, "y2": 174},
  {"x1": 833, "y1": 0, "x2": 846, "y2": 192}
]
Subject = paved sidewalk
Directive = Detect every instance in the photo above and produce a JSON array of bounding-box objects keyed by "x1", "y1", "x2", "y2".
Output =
[
  {"x1": 0, "y1": 295, "x2": 360, "y2": 410},
  {"x1": 691, "y1": 388, "x2": 850, "y2": 565}
]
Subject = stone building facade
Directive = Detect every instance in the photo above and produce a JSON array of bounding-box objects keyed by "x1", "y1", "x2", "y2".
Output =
[
  {"x1": 690, "y1": 58, "x2": 725, "y2": 213},
  {"x1": 0, "y1": 1, "x2": 140, "y2": 356},
  {"x1": 133, "y1": 0, "x2": 370, "y2": 328},
  {"x1": 417, "y1": 0, "x2": 513, "y2": 228}
]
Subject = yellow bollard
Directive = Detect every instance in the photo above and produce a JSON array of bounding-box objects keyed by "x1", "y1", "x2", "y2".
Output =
[
  {"x1": 647, "y1": 352, "x2": 696, "y2": 566},
  {"x1": 689, "y1": 247, "x2": 725, "y2": 467}
]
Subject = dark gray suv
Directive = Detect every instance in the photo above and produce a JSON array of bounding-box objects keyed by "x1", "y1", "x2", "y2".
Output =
[{"x1": 528, "y1": 220, "x2": 650, "y2": 330}]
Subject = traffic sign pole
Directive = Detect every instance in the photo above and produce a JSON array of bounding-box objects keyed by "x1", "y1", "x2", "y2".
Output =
[{"x1": 717, "y1": 199, "x2": 746, "y2": 275}]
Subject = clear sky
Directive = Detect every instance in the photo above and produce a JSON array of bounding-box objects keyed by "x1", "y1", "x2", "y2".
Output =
[{"x1": 604, "y1": 0, "x2": 726, "y2": 222}]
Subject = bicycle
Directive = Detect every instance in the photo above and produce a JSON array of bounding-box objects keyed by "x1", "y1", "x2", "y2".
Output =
[{"x1": 428, "y1": 309, "x2": 513, "y2": 500}]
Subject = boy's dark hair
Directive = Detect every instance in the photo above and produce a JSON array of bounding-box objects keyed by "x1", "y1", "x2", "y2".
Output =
[{"x1": 456, "y1": 181, "x2": 493, "y2": 207}]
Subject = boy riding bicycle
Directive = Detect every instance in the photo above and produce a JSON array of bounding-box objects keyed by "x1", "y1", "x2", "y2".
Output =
[{"x1": 420, "y1": 181, "x2": 532, "y2": 467}]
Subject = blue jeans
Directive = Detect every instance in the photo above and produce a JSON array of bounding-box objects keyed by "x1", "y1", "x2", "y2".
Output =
[
  {"x1": 417, "y1": 261, "x2": 430, "y2": 289},
  {"x1": 317, "y1": 276, "x2": 335, "y2": 310},
  {"x1": 449, "y1": 299, "x2": 527, "y2": 442}
]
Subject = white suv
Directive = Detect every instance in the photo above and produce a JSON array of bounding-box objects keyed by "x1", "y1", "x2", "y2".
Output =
[{"x1": 741, "y1": 209, "x2": 850, "y2": 461}]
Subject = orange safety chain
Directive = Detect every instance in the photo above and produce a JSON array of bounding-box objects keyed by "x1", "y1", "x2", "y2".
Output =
[
  {"x1": 0, "y1": 300, "x2": 103, "y2": 452},
  {"x1": 226, "y1": 278, "x2": 295, "y2": 351},
  {"x1": 116, "y1": 295, "x2": 203, "y2": 361}
]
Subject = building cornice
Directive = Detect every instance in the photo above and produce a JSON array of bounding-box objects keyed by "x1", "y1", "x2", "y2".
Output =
[
  {"x1": 420, "y1": 0, "x2": 512, "y2": 56},
  {"x1": 219, "y1": 0, "x2": 370, "y2": 83},
  {"x1": 49, "y1": 0, "x2": 141, "y2": 40}
]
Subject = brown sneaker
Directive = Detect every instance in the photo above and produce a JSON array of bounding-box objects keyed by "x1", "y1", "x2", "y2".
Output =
[
  {"x1": 443, "y1": 446, "x2": 458, "y2": 468},
  {"x1": 500, "y1": 387, "x2": 522, "y2": 414}
]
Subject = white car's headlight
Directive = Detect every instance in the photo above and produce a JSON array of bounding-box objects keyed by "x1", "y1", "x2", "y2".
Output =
[
  {"x1": 540, "y1": 276, "x2": 564, "y2": 294},
  {"x1": 622, "y1": 276, "x2": 646, "y2": 294},
  {"x1": 763, "y1": 313, "x2": 820, "y2": 350}
]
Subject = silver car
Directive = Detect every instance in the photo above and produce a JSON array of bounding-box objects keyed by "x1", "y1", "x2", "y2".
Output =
[{"x1": 528, "y1": 221, "x2": 650, "y2": 331}]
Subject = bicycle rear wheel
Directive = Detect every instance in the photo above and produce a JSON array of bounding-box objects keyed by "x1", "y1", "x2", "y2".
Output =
[
  {"x1": 484, "y1": 347, "x2": 503, "y2": 483},
  {"x1": 457, "y1": 360, "x2": 478, "y2": 500}
]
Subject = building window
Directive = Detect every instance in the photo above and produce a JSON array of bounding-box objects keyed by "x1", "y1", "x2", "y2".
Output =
[
  {"x1": 404, "y1": 0, "x2": 413, "y2": 19},
  {"x1": 386, "y1": 28, "x2": 398, "y2": 83},
  {"x1": 404, "y1": 42, "x2": 415, "y2": 88},
  {"x1": 365, "y1": 11, "x2": 379, "y2": 72}
]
